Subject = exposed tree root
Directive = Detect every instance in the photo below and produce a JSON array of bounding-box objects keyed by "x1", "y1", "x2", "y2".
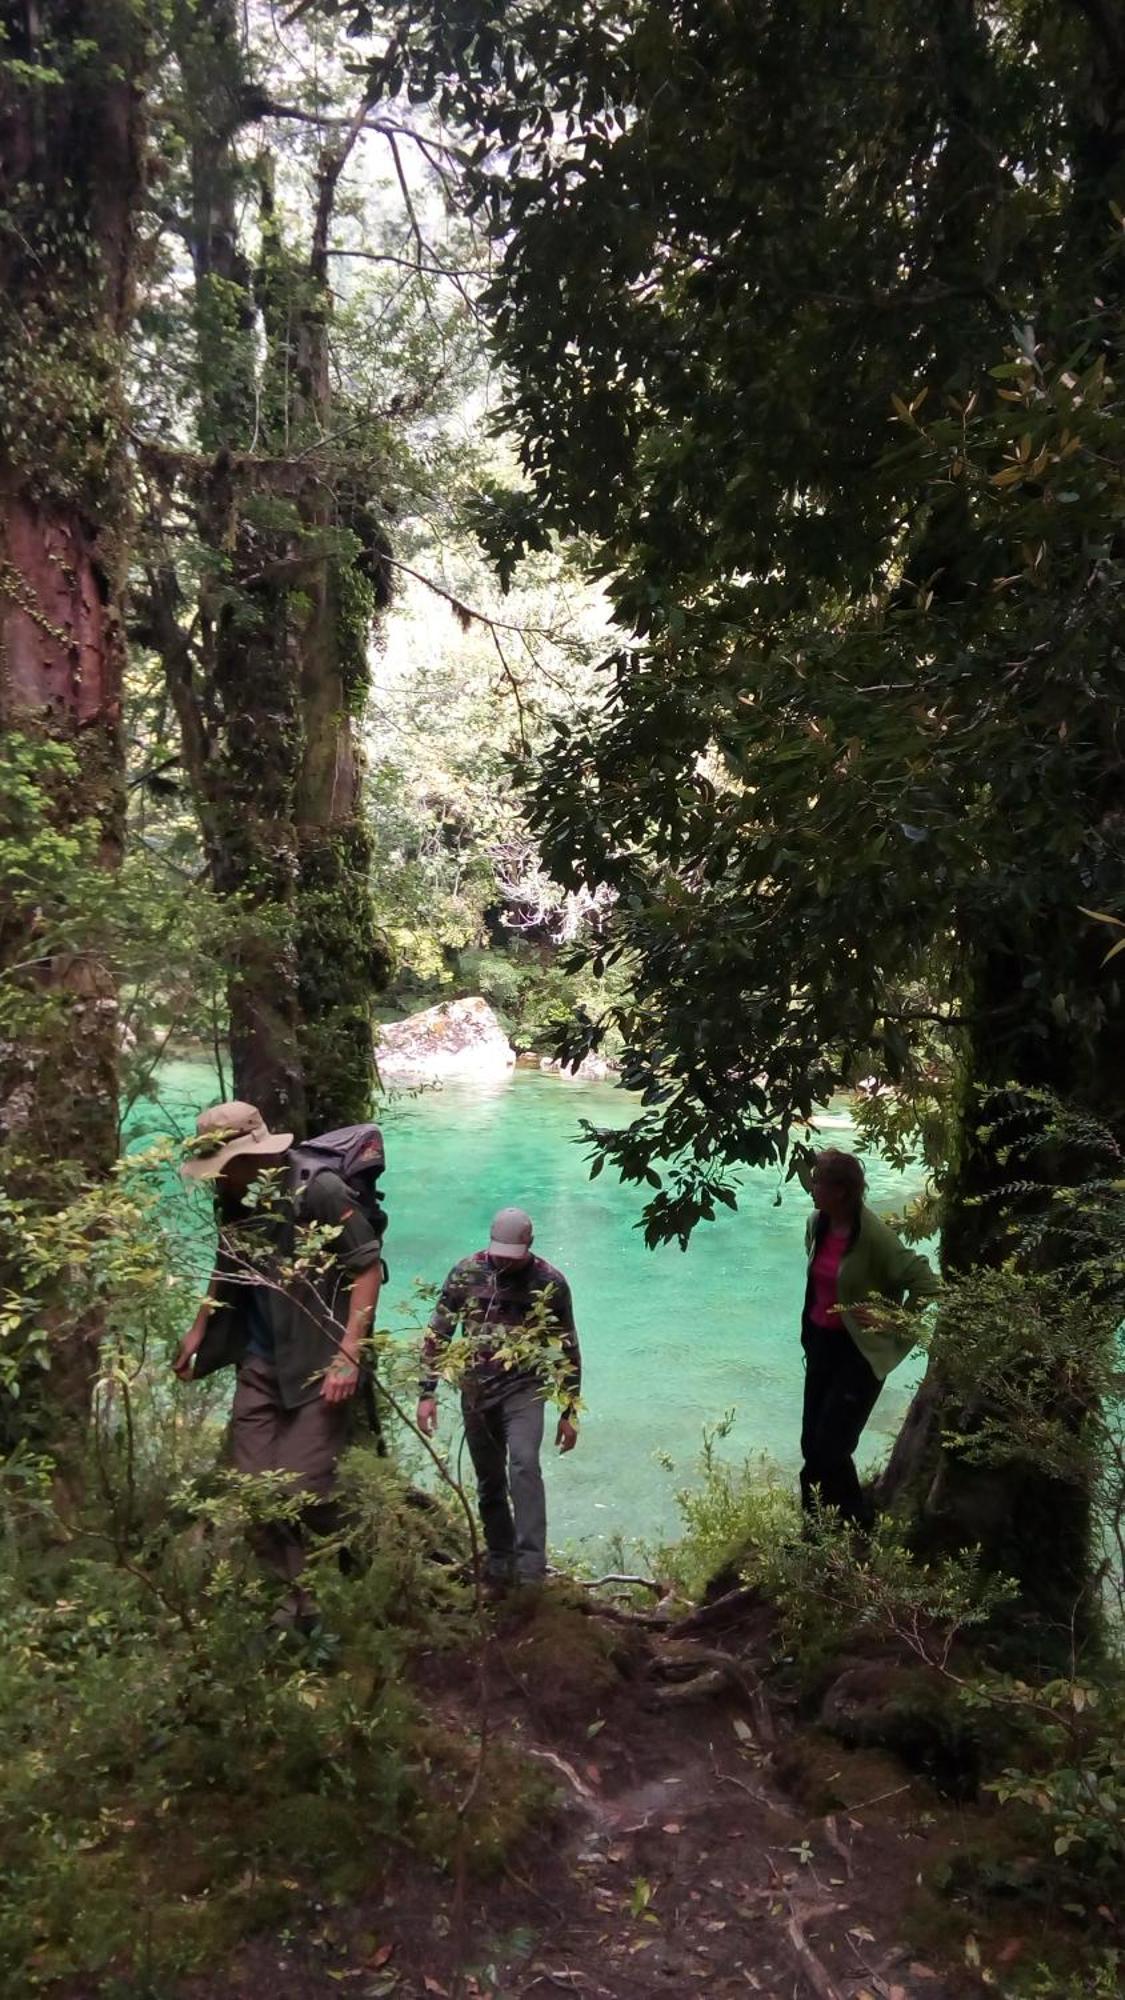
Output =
[
  {"x1": 675, "y1": 1583, "x2": 766, "y2": 1633},
  {"x1": 641, "y1": 1636, "x2": 777, "y2": 1743}
]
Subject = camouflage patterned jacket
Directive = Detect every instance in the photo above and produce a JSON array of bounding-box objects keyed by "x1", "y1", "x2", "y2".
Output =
[{"x1": 420, "y1": 1251, "x2": 581, "y2": 1412}]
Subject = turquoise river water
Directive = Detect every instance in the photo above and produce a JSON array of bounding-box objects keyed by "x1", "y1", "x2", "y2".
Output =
[{"x1": 136, "y1": 1062, "x2": 930, "y2": 1564}]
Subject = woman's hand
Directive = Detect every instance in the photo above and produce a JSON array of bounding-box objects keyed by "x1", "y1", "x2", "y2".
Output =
[{"x1": 416, "y1": 1396, "x2": 439, "y2": 1437}]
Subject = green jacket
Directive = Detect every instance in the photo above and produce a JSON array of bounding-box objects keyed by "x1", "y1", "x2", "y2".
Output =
[
  {"x1": 804, "y1": 1205, "x2": 939, "y2": 1380},
  {"x1": 192, "y1": 1168, "x2": 383, "y2": 1410}
]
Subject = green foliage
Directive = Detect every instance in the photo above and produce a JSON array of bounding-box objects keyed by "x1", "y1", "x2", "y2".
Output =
[
  {"x1": 656, "y1": 1424, "x2": 1006, "y2": 1683},
  {"x1": 0, "y1": 1149, "x2": 545, "y2": 1991},
  {"x1": 0, "y1": 731, "x2": 235, "y2": 1153},
  {"x1": 362, "y1": 0, "x2": 1125, "y2": 1247},
  {"x1": 0, "y1": 1462, "x2": 414, "y2": 1991},
  {"x1": 984, "y1": 1672, "x2": 1125, "y2": 1885},
  {"x1": 653, "y1": 1417, "x2": 798, "y2": 1602},
  {"x1": 1018, "y1": 1962, "x2": 1122, "y2": 2000},
  {"x1": 458, "y1": 945, "x2": 628, "y2": 1054},
  {"x1": 659, "y1": 1421, "x2": 1125, "y2": 1969},
  {"x1": 368, "y1": 550, "x2": 615, "y2": 1043},
  {"x1": 910, "y1": 1100, "x2": 1125, "y2": 1626}
]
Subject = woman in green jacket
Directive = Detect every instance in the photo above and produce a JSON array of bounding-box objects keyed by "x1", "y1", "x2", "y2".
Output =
[{"x1": 801, "y1": 1148, "x2": 938, "y2": 1525}]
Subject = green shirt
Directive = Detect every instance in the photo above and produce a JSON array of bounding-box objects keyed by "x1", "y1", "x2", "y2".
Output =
[{"x1": 804, "y1": 1205, "x2": 939, "y2": 1379}]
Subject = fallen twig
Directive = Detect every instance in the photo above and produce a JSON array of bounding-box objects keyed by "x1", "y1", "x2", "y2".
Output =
[
  {"x1": 786, "y1": 1905, "x2": 844, "y2": 2000},
  {"x1": 844, "y1": 1930, "x2": 910, "y2": 1997},
  {"x1": 821, "y1": 1812, "x2": 853, "y2": 1877},
  {"x1": 525, "y1": 1747, "x2": 598, "y2": 1802},
  {"x1": 503, "y1": 1862, "x2": 567, "y2": 1920},
  {"x1": 712, "y1": 1768, "x2": 797, "y2": 1817},
  {"x1": 581, "y1": 1572, "x2": 670, "y2": 1596},
  {"x1": 842, "y1": 1782, "x2": 911, "y2": 1815}
]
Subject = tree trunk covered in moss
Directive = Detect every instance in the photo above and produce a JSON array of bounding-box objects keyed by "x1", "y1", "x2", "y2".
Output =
[
  {"x1": 159, "y1": 0, "x2": 387, "y2": 1132},
  {"x1": 0, "y1": 1, "x2": 150, "y2": 1429},
  {"x1": 882, "y1": 780, "x2": 1125, "y2": 1633},
  {"x1": 274, "y1": 147, "x2": 391, "y2": 1132},
  {"x1": 880, "y1": 940, "x2": 1121, "y2": 1632},
  {"x1": 875, "y1": 1, "x2": 1125, "y2": 1629}
]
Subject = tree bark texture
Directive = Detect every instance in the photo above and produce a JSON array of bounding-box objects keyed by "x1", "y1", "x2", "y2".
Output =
[
  {"x1": 877, "y1": 0, "x2": 1125, "y2": 1627},
  {"x1": 0, "y1": 0, "x2": 149, "y2": 1422},
  {"x1": 158, "y1": 3, "x2": 387, "y2": 1133}
]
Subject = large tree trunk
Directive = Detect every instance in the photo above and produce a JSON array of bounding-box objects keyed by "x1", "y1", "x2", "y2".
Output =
[
  {"x1": 0, "y1": 1, "x2": 148, "y2": 1427},
  {"x1": 881, "y1": 917, "x2": 1125, "y2": 1631},
  {"x1": 157, "y1": 0, "x2": 306, "y2": 1133},
  {"x1": 286, "y1": 148, "x2": 390, "y2": 1130},
  {"x1": 157, "y1": 4, "x2": 386, "y2": 1131},
  {"x1": 294, "y1": 530, "x2": 389, "y2": 1132},
  {"x1": 880, "y1": 0, "x2": 1125, "y2": 1631}
]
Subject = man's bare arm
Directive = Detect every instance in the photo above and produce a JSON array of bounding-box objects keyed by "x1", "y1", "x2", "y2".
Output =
[{"x1": 322, "y1": 1261, "x2": 382, "y2": 1404}]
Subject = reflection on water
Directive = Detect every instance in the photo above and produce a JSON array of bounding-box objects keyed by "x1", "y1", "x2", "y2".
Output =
[{"x1": 136, "y1": 1061, "x2": 933, "y2": 1558}]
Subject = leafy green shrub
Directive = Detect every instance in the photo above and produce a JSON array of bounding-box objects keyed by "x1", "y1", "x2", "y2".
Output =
[
  {"x1": 654, "y1": 1417, "x2": 1007, "y2": 1683},
  {"x1": 0, "y1": 1158, "x2": 543, "y2": 1993},
  {"x1": 981, "y1": 1671, "x2": 1125, "y2": 1890},
  {"x1": 652, "y1": 1416, "x2": 799, "y2": 1601}
]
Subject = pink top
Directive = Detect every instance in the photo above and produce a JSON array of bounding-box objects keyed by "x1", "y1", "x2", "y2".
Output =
[{"x1": 808, "y1": 1228, "x2": 849, "y2": 1328}]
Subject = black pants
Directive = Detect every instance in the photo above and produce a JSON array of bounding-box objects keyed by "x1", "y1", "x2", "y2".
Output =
[{"x1": 800, "y1": 1321, "x2": 883, "y2": 1525}]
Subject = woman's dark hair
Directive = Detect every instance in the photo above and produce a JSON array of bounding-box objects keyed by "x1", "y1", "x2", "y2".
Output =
[{"x1": 813, "y1": 1148, "x2": 867, "y2": 1207}]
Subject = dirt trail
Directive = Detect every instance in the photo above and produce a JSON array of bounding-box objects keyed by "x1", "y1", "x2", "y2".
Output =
[{"x1": 192, "y1": 1589, "x2": 967, "y2": 2000}]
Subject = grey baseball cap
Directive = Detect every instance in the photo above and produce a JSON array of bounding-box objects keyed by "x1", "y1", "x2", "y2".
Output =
[{"x1": 488, "y1": 1206, "x2": 533, "y2": 1259}]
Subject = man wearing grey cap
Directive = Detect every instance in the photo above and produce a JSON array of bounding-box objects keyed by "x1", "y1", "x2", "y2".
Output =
[{"x1": 417, "y1": 1207, "x2": 581, "y2": 1591}]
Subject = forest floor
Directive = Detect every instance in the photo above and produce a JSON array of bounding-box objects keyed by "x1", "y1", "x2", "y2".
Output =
[{"x1": 158, "y1": 1581, "x2": 1006, "y2": 2000}]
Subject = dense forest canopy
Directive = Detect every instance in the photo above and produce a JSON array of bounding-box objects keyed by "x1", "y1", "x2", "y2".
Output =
[
  {"x1": 1, "y1": 3, "x2": 1125, "y2": 1994},
  {"x1": 342, "y1": 0, "x2": 1125, "y2": 1237}
]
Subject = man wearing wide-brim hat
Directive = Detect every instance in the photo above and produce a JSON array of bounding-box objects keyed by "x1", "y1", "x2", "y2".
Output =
[{"x1": 174, "y1": 1101, "x2": 383, "y2": 1627}]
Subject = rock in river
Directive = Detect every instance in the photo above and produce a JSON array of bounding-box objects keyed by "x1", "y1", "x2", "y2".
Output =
[
  {"x1": 376, "y1": 997, "x2": 516, "y2": 1081},
  {"x1": 538, "y1": 1052, "x2": 618, "y2": 1081}
]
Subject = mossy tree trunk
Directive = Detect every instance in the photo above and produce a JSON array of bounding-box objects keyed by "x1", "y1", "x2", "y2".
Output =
[
  {"x1": 0, "y1": 1, "x2": 149, "y2": 1425},
  {"x1": 878, "y1": 660, "x2": 1125, "y2": 1593},
  {"x1": 877, "y1": 2, "x2": 1125, "y2": 1629},
  {"x1": 261, "y1": 148, "x2": 391, "y2": 1132},
  {"x1": 882, "y1": 882, "x2": 1125, "y2": 1634},
  {"x1": 153, "y1": 0, "x2": 387, "y2": 1133}
]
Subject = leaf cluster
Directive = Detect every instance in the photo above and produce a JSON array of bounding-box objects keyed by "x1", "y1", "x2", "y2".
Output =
[{"x1": 346, "y1": 0, "x2": 1125, "y2": 1241}]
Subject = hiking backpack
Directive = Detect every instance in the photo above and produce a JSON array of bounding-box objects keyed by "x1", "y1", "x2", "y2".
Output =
[{"x1": 289, "y1": 1123, "x2": 388, "y2": 1249}]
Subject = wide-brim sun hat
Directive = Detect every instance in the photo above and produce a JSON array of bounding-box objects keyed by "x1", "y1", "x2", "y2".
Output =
[{"x1": 181, "y1": 1100, "x2": 294, "y2": 1181}]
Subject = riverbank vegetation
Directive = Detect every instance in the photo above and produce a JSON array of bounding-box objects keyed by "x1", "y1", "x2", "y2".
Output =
[{"x1": 2, "y1": 1, "x2": 1124, "y2": 1994}]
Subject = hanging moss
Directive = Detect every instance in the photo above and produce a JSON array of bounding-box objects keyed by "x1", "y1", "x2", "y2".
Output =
[
  {"x1": 296, "y1": 822, "x2": 390, "y2": 1128},
  {"x1": 334, "y1": 556, "x2": 378, "y2": 719}
]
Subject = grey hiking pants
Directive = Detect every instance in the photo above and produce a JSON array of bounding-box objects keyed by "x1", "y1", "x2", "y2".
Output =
[
  {"x1": 230, "y1": 1355, "x2": 352, "y2": 1604},
  {"x1": 462, "y1": 1379, "x2": 547, "y2": 1583}
]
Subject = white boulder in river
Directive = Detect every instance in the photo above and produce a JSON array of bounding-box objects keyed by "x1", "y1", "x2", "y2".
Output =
[{"x1": 376, "y1": 996, "x2": 516, "y2": 1081}]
